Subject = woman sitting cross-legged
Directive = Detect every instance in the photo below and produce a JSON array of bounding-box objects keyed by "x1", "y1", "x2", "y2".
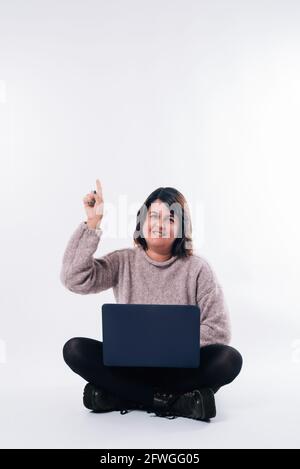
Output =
[{"x1": 60, "y1": 180, "x2": 243, "y2": 421}]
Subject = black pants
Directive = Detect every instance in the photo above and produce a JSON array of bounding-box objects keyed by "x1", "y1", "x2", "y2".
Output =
[{"x1": 63, "y1": 337, "x2": 243, "y2": 406}]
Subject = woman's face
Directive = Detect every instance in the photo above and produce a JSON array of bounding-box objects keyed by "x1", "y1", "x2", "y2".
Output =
[{"x1": 142, "y1": 199, "x2": 181, "y2": 252}]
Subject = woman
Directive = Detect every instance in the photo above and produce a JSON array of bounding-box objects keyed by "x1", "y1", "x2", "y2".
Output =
[{"x1": 61, "y1": 179, "x2": 243, "y2": 421}]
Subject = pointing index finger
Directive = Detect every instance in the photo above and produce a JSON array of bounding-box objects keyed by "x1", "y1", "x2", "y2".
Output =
[{"x1": 96, "y1": 179, "x2": 103, "y2": 198}]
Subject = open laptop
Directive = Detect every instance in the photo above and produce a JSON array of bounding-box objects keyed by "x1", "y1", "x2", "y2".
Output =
[{"x1": 102, "y1": 303, "x2": 201, "y2": 368}]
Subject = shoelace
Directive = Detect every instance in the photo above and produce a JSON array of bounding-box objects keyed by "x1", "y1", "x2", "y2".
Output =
[
  {"x1": 149, "y1": 392, "x2": 182, "y2": 419},
  {"x1": 119, "y1": 408, "x2": 178, "y2": 419},
  {"x1": 147, "y1": 409, "x2": 178, "y2": 419},
  {"x1": 119, "y1": 389, "x2": 212, "y2": 421},
  {"x1": 147, "y1": 390, "x2": 202, "y2": 420},
  {"x1": 119, "y1": 393, "x2": 181, "y2": 419}
]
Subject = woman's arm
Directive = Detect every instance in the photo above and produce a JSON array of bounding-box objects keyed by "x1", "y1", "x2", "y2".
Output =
[
  {"x1": 196, "y1": 259, "x2": 232, "y2": 347},
  {"x1": 60, "y1": 221, "x2": 119, "y2": 294}
]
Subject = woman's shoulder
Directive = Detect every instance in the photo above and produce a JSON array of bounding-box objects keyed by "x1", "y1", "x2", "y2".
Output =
[
  {"x1": 185, "y1": 252, "x2": 217, "y2": 279},
  {"x1": 184, "y1": 250, "x2": 210, "y2": 266}
]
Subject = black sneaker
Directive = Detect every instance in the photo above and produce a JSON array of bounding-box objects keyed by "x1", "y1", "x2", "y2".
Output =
[
  {"x1": 83, "y1": 383, "x2": 146, "y2": 415},
  {"x1": 147, "y1": 388, "x2": 216, "y2": 421}
]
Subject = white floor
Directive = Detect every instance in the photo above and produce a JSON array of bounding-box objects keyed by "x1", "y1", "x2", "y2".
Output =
[{"x1": 1, "y1": 348, "x2": 299, "y2": 449}]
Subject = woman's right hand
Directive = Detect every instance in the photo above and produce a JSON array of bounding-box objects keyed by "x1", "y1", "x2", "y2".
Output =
[{"x1": 83, "y1": 179, "x2": 104, "y2": 228}]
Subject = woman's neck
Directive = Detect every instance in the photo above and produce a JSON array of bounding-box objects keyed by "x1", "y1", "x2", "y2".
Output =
[{"x1": 145, "y1": 248, "x2": 172, "y2": 262}]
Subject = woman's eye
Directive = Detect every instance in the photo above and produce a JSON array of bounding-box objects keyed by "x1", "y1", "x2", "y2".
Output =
[{"x1": 149, "y1": 214, "x2": 174, "y2": 222}]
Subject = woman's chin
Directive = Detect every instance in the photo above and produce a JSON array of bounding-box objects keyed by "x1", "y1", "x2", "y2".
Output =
[{"x1": 148, "y1": 239, "x2": 172, "y2": 249}]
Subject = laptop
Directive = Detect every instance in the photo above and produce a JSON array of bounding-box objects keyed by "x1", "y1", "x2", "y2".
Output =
[{"x1": 102, "y1": 303, "x2": 201, "y2": 368}]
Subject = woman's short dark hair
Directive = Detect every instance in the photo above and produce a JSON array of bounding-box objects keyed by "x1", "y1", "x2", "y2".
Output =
[{"x1": 133, "y1": 187, "x2": 193, "y2": 258}]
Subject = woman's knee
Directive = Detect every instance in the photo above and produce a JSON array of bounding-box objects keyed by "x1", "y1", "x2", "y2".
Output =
[
  {"x1": 204, "y1": 343, "x2": 243, "y2": 384},
  {"x1": 62, "y1": 337, "x2": 84, "y2": 366},
  {"x1": 221, "y1": 345, "x2": 243, "y2": 382},
  {"x1": 62, "y1": 337, "x2": 103, "y2": 369},
  {"x1": 232, "y1": 347, "x2": 243, "y2": 373}
]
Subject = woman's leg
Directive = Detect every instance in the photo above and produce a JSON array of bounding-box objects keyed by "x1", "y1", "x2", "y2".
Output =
[
  {"x1": 157, "y1": 344, "x2": 243, "y2": 394},
  {"x1": 63, "y1": 337, "x2": 164, "y2": 406},
  {"x1": 63, "y1": 338, "x2": 243, "y2": 407}
]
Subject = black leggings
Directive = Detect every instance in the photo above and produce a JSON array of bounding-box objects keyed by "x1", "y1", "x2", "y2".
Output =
[{"x1": 63, "y1": 337, "x2": 243, "y2": 406}]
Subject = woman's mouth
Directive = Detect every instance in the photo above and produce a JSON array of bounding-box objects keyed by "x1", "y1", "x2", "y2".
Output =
[{"x1": 152, "y1": 230, "x2": 164, "y2": 236}]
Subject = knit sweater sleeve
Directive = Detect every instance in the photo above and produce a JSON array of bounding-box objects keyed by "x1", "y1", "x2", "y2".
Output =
[
  {"x1": 60, "y1": 221, "x2": 120, "y2": 294},
  {"x1": 196, "y1": 259, "x2": 232, "y2": 347}
]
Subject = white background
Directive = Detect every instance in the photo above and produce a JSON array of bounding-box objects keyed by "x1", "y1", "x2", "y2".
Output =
[{"x1": 0, "y1": 0, "x2": 300, "y2": 448}]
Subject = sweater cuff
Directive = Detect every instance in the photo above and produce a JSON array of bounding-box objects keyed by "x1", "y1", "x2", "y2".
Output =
[{"x1": 82, "y1": 221, "x2": 103, "y2": 238}]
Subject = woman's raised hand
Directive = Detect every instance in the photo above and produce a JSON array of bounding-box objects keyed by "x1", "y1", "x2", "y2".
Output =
[{"x1": 83, "y1": 179, "x2": 104, "y2": 227}]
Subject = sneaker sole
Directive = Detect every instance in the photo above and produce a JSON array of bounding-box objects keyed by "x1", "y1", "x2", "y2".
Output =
[
  {"x1": 169, "y1": 388, "x2": 216, "y2": 421},
  {"x1": 192, "y1": 388, "x2": 216, "y2": 420},
  {"x1": 83, "y1": 383, "x2": 116, "y2": 412},
  {"x1": 83, "y1": 384, "x2": 139, "y2": 413}
]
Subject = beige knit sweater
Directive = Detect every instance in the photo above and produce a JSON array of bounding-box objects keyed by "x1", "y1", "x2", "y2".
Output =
[{"x1": 60, "y1": 221, "x2": 231, "y2": 347}]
